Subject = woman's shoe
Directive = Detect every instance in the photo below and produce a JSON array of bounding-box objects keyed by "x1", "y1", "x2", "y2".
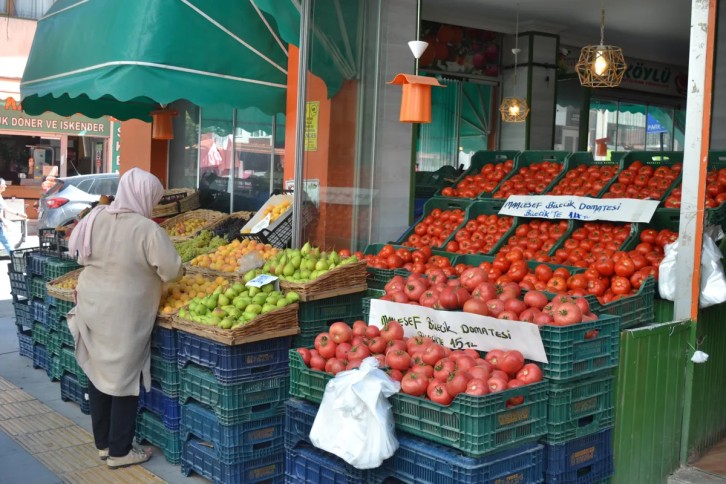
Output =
[
  {"x1": 98, "y1": 448, "x2": 109, "y2": 460},
  {"x1": 107, "y1": 447, "x2": 152, "y2": 469}
]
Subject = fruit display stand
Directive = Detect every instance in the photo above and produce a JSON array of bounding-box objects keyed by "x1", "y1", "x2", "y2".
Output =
[
  {"x1": 45, "y1": 268, "x2": 82, "y2": 303},
  {"x1": 278, "y1": 259, "x2": 367, "y2": 302},
  {"x1": 160, "y1": 209, "x2": 226, "y2": 243}
]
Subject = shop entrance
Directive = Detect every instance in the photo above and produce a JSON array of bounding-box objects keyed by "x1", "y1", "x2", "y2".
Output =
[{"x1": 66, "y1": 136, "x2": 107, "y2": 176}]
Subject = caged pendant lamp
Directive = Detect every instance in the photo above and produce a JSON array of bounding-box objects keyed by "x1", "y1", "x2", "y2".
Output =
[
  {"x1": 500, "y1": 10, "x2": 529, "y2": 123},
  {"x1": 576, "y1": 8, "x2": 627, "y2": 88}
]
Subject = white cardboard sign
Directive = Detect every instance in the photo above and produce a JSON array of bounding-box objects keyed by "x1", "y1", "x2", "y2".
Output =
[
  {"x1": 499, "y1": 195, "x2": 659, "y2": 223},
  {"x1": 368, "y1": 299, "x2": 548, "y2": 363}
]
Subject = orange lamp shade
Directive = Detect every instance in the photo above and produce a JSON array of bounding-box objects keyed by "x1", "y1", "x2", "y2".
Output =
[
  {"x1": 150, "y1": 108, "x2": 178, "y2": 140},
  {"x1": 595, "y1": 137, "x2": 609, "y2": 157},
  {"x1": 388, "y1": 74, "x2": 444, "y2": 123}
]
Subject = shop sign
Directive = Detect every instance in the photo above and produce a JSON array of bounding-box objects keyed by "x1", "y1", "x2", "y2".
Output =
[
  {"x1": 558, "y1": 47, "x2": 687, "y2": 98},
  {"x1": 1, "y1": 97, "x2": 111, "y2": 136},
  {"x1": 369, "y1": 299, "x2": 548, "y2": 363},
  {"x1": 304, "y1": 101, "x2": 319, "y2": 151},
  {"x1": 499, "y1": 195, "x2": 658, "y2": 223},
  {"x1": 646, "y1": 114, "x2": 669, "y2": 134},
  {"x1": 109, "y1": 121, "x2": 121, "y2": 173}
]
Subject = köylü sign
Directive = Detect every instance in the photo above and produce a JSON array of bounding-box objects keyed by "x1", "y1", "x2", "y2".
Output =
[
  {"x1": 499, "y1": 195, "x2": 658, "y2": 223},
  {"x1": 368, "y1": 299, "x2": 548, "y2": 362}
]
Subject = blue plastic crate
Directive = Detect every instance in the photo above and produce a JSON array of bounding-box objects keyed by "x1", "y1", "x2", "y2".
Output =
[
  {"x1": 32, "y1": 299, "x2": 49, "y2": 327},
  {"x1": 13, "y1": 299, "x2": 32, "y2": 330},
  {"x1": 285, "y1": 442, "x2": 368, "y2": 484},
  {"x1": 17, "y1": 328, "x2": 33, "y2": 359},
  {"x1": 138, "y1": 381, "x2": 181, "y2": 430},
  {"x1": 544, "y1": 427, "x2": 614, "y2": 483},
  {"x1": 9, "y1": 269, "x2": 29, "y2": 299},
  {"x1": 182, "y1": 438, "x2": 284, "y2": 483},
  {"x1": 151, "y1": 326, "x2": 177, "y2": 360},
  {"x1": 32, "y1": 343, "x2": 51, "y2": 373},
  {"x1": 60, "y1": 372, "x2": 90, "y2": 414},
  {"x1": 177, "y1": 332, "x2": 291, "y2": 385},
  {"x1": 180, "y1": 402, "x2": 284, "y2": 464},
  {"x1": 10, "y1": 248, "x2": 35, "y2": 274},
  {"x1": 135, "y1": 410, "x2": 182, "y2": 465},
  {"x1": 28, "y1": 252, "x2": 53, "y2": 277}
]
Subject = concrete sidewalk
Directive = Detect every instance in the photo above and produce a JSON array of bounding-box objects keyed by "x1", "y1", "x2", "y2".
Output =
[{"x1": 0, "y1": 259, "x2": 204, "y2": 483}]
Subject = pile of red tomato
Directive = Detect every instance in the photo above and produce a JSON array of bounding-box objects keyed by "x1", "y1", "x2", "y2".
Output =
[
  {"x1": 492, "y1": 161, "x2": 564, "y2": 199},
  {"x1": 296, "y1": 320, "x2": 544, "y2": 406},
  {"x1": 548, "y1": 222, "x2": 631, "y2": 267},
  {"x1": 664, "y1": 168, "x2": 726, "y2": 208},
  {"x1": 440, "y1": 160, "x2": 514, "y2": 198},
  {"x1": 361, "y1": 244, "x2": 459, "y2": 275},
  {"x1": 548, "y1": 164, "x2": 619, "y2": 197},
  {"x1": 401, "y1": 207, "x2": 466, "y2": 249},
  {"x1": 445, "y1": 213, "x2": 513, "y2": 254},
  {"x1": 602, "y1": 161, "x2": 681, "y2": 200},
  {"x1": 496, "y1": 220, "x2": 570, "y2": 260}
]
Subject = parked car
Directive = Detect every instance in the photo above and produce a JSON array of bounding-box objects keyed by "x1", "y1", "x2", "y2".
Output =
[{"x1": 37, "y1": 174, "x2": 120, "y2": 230}]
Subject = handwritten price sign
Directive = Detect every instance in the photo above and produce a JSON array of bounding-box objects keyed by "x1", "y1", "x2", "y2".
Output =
[
  {"x1": 368, "y1": 299, "x2": 548, "y2": 362},
  {"x1": 499, "y1": 195, "x2": 658, "y2": 223}
]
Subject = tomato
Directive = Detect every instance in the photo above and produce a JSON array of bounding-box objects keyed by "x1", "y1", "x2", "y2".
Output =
[
  {"x1": 534, "y1": 264, "x2": 553, "y2": 282},
  {"x1": 427, "y1": 381, "x2": 454, "y2": 405},
  {"x1": 380, "y1": 320, "x2": 404, "y2": 342},
  {"x1": 465, "y1": 378, "x2": 489, "y2": 396},
  {"x1": 434, "y1": 358, "x2": 457, "y2": 382},
  {"x1": 595, "y1": 258, "x2": 614, "y2": 277},
  {"x1": 385, "y1": 368, "x2": 403, "y2": 382},
  {"x1": 352, "y1": 320, "x2": 367, "y2": 337},
  {"x1": 328, "y1": 322, "x2": 353, "y2": 344},
  {"x1": 325, "y1": 358, "x2": 347, "y2": 375},
  {"x1": 467, "y1": 365, "x2": 492, "y2": 381},
  {"x1": 314, "y1": 332, "x2": 337, "y2": 359},
  {"x1": 516, "y1": 363, "x2": 543, "y2": 384},
  {"x1": 335, "y1": 342, "x2": 352, "y2": 360},
  {"x1": 421, "y1": 344, "x2": 446, "y2": 366},
  {"x1": 445, "y1": 372, "x2": 470, "y2": 397},
  {"x1": 296, "y1": 348, "x2": 311, "y2": 366},
  {"x1": 487, "y1": 376, "x2": 509, "y2": 393},
  {"x1": 385, "y1": 350, "x2": 412, "y2": 370},
  {"x1": 367, "y1": 337, "x2": 387, "y2": 354},
  {"x1": 401, "y1": 371, "x2": 429, "y2": 396},
  {"x1": 310, "y1": 353, "x2": 326, "y2": 371},
  {"x1": 497, "y1": 350, "x2": 525, "y2": 376},
  {"x1": 614, "y1": 258, "x2": 636, "y2": 277},
  {"x1": 611, "y1": 276, "x2": 632, "y2": 295}
]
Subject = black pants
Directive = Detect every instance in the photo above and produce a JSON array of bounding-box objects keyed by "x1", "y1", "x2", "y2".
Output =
[{"x1": 87, "y1": 380, "x2": 139, "y2": 457}]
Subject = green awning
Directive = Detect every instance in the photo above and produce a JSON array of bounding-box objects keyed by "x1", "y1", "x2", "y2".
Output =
[{"x1": 20, "y1": 0, "x2": 291, "y2": 121}]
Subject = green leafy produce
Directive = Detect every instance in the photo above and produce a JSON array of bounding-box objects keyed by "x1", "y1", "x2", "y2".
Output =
[{"x1": 174, "y1": 230, "x2": 228, "y2": 262}]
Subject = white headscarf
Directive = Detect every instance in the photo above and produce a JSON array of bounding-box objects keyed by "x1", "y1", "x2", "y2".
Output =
[{"x1": 68, "y1": 168, "x2": 164, "y2": 260}]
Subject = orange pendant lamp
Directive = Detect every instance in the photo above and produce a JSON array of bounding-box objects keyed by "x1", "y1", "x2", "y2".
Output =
[
  {"x1": 388, "y1": 40, "x2": 444, "y2": 124},
  {"x1": 150, "y1": 107, "x2": 178, "y2": 140}
]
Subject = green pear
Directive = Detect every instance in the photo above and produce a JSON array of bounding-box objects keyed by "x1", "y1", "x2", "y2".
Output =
[
  {"x1": 266, "y1": 295, "x2": 279, "y2": 305},
  {"x1": 212, "y1": 308, "x2": 227, "y2": 318},
  {"x1": 226, "y1": 308, "x2": 242, "y2": 319},
  {"x1": 253, "y1": 294, "x2": 268, "y2": 306},
  {"x1": 291, "y1": 256, "x2": 302, "y2": 269},
  {"x1": 315, "y1": 260, "x2": 329, "y2": 271},
  {"x1": 329, "y1": 251, "x2": 340, "y2": 264},
  {"x1": 285, "y1": 291, "x2": 300, "y2": 303},
  {"x1": 261, "y1": 303, "x2": 276, "y2": 314},
  {"x1": 283, "y1": 263, "x2": 295, "y2": 277},
  {"x1": 301, "y1": 269, "x2": 311, "y2": 279},
  {"x1": 203, "y1": 298, "x2": 216, "y2": 311},
  {"x1": 248, "y1": 286, "x2": 261, "y2": 297},
  {"x1": 262, "y1": 283, "x2": 274, "y2": 294},
  {"x1": 232, "y1": 282, "x2": 245, "y2": 293},
  {"x1": 301, "y1": 241, "x2": 312, "y2": 256},
  {"x1": 243, "y1": 270, "x2": 257, "y2": 283},
  {"x1": 178, "y1": 308, "x2": 189, "y2": 319},
  {"x1": 246, "y1": 303, "x2": 262, "y2": 315},
  {"x1": 276, "y1": 298, "x2": 289, "y2": 308},
  {"x1": 224, "y1": 288, "x2": 237, "y2": 299},
  {"x1": 242, "y1": 311, "x2": 258, "y2": 321},
  {"x1": 210, "y1": 315, "x2": 222, "y2": 326},
  {"x1": 218, "y1": 294, "x2": 230, "y2": 307}
]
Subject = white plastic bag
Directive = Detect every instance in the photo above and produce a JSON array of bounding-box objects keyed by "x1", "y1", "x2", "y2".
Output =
[
  {"x1": 309, "y1": 357, "x2": 400, "y2": 469},
  {"x1": 658, "y1": 235, "x2": 726, "y2": 308}
]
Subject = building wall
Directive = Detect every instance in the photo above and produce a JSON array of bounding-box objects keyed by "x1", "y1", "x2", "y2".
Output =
[{"x1": 0, "y1": 17, "x2": 36, "y2": 99}]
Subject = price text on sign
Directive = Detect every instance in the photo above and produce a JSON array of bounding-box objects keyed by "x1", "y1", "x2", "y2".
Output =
[
  {"x1": 368, "y1": 299, "x2": 548, "y2": 363},
  {"x1": 499, "y1": 195, "x2": 659, "y2": 223}
]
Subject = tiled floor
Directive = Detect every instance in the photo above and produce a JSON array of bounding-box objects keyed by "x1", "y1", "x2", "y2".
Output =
[{"x1": 694, "y1": 438, "x2": 726, "y2": 477}]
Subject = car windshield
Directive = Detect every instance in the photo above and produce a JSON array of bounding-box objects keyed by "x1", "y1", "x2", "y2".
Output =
[{"x1": 45, "y1": 176, "x2": 119, "y2": 197}]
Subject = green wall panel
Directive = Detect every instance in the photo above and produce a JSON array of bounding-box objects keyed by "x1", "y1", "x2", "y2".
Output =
[
  {"x1": 687, "y1": 303, "x2": 726, "y2": 460},
  {"x1": 613, "y1": 321, "x2": 691, "y2": 483}
]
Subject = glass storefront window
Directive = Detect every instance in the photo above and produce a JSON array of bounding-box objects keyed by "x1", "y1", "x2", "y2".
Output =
[
  {"x1": 554, "y1": 79, "x2": 586, "y2": 152},
  {"x1": 168, "y1": 100, "x2": 200, "y2": 189}
]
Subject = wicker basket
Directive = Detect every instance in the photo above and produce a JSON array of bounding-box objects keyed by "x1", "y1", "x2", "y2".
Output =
[
  {"x1": 153, "y1": 189, "x2": 197, "y2": 218},
  {"x1": 160, "y1": 209, "x2": 226, "y2": 243},
  {"x1": 184, "y1": 264, "x2": 243, "y2": 283},
  {"x1": 279, "y1": 260, "x2": 368, "y2": 302},
  {"x1": 194, "y1": 211, "x2": 254, "y2": 239},
  {"x1": 155, "y1": 317, "x2": 173, "y2": 330},
  {"x1": 171, "y1": 303, "x2": 299, "y2": 345},
  {"x1": 46, "y1": 268, "x2": 83, "y2": 302}
]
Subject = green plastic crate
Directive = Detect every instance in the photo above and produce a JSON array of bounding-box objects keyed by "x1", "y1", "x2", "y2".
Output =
[
  {"x1": 706, "y1": 152, "x2": 726, "y2": 226},
  {"x1": 179, "y1": 364, "x2": 288, "y2": 426},
  {"x1": 616, "y1": 151, "x2": 683, "y2": 203},
  {"x1": 362, "y1": 288, "x2": 386, "y2": 322},
  {"x1": 396, "y1": 198, "x2": 472, "y2": 248},
  {"x1": 288, "y1": 350, "x2": 548, "y2": 457},
  {"x1": 293, "y1": 319, "x2": 338, "y2": 348},
  {"x1": 49, "y1": 354, "x2": 62, "y2": 381},
  {"x1": 43, "y1": 258, "x2": 80, "y2": 282},
  {"x1": 47, "y1": 329, "x2": 62, "y2": 357},
  {"x1": 653, "y1": 298, "x2": 674, "y2": 323},
  {"x1": 297, "y1": 291, "x2": 364, "y2": 323},
  {"x1": 29, "y1": 276, "x2": 46, "y2": 300},
  {"x1": 151, "y1": 352, "x2": 179, "y2": 397},
  {"x1": 59, "y1": 346, "x2": 88, "y2": 387},
  {"x1": 50, "y1": 298, "x2": 75, "y2": 318},
  {"x1": 363, "y1": 243, "x2": 406, "y2": 290},
  {"x1": 57, "y1": 318, "x2": 75, "y2": 349},
  {"x1": 549, "y1": 151, "x2": 624, "y2": 198},
  {"x1": 494, "y1": 219, "x2": 574, "y2": 257},
  {"x1": 443, "y1": 200, "x2": 518, "y2": 256},
  {"x1": 539, "y1": 314, "x2": 620, "y2": 381},
  {"x1": 491, "y1": 151, "x2": 570, "y2": 198},
  {"x1": 136, "y1": 410, "x2": 182, "y2": 464},
  {"x1": 585, "y1": 277, "x2": 656, "y2": 329},
  {"x1": 544, "y1": 371, "x2": 615, "y2": 444},
  {"x1": 450, "y1": 254, "x2": 585, "y2": 277},
  {"x1": 31, "y1": 322, "x2": 49, "y2": 347},
  {"x1": 434, "y1": 150, "x2": 520, "y2": 199},
  {"x1": 415, "y1": 165, "x2": 459, "y2": 198}
]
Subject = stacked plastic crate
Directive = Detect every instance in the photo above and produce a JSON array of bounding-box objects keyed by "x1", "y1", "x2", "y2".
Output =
[
  {"x1": 135, "y1": 323, "x2": 182, "y2": 464},
  {"x1": 539, "y1": 317, "x2": 619, "y2": 483},
  {"x1": 27, "y1": 252, "x2": 54, "y2": 377},
  {"x1": 8, "y1": 249, "x2": 33, "y2": 358},
  {"x1": 292, "y1": 292, "x2": 365, "y2": 348},
  {"x1": 286, "y1": 346, "x2": 549, "y2": 483},
  {"x1": 42, "y1": 259, "x2": 79, "y2": 382},
  {"x1": 177, "y1": 332, "x2": 291, "y2": 483}
]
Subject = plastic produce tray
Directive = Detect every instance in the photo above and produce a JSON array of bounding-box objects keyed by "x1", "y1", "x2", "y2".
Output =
[
  {"x1": 288, "y1": 351, "x2": 548, "y2": 456},
  {"x1": 363, "y1": 243, "x2": 407, "y2": 290},
  {"x1": 151, "y1": 351, "x2": 179, "y2": 397},
  {"x1": 182, "y1": 438, "x2": 284, "y2": 483},
  {"x1": 136, "y1": 410, "x2": 182, "y2": 464},
  {"x1": 548, "y1": 151, "x2": 624, "y2": 197},
  {"x1": 434, "y1": 150, "x2": 519, "y2": 199},
  {"x1": 151, "y1": 326, "x2": 177, "y2": 360},
  {"x1": 9, "y1": 270, "x2": 29, "y2": 299},
  {"x1": 10, "y1": 248, "x2": 35, "y2": 274},
  {"x1": 180, "y1": 402, "x2": 284, "y2": 464},
  {"x1": 539, "y1": 315, "x2": 620, "y2": 381},
  {"x1": 17, "y1": 328, "x2": 33, "y2": 359},
  {"x1": 59, "y1": 346, "x2": 88, "y2": 387},
  {"x1": 32, "y1": 299, "x2": 48, "y2": 327},
  {"x1": 544, "y1": 427, "x2": 614, "y2": 483},
  {"x1": 50, "y1": 298, "x2": 75, "y2": 317},
  {"x1": 179, "y1": 364, "x2": 288, "y2": 426},
  {"x1": 28, "y1": 252, "x2": 53, "y2": 277},
  {"x1": 293, "y1": 318, "x2": 336, "y2": 349},
  {"x1": 32, "y1": 343, "x2": 51, "y2": 373},
  {"x1": 177, "y1": 332, "x2": 290, "y2": 385},
  {"x1": 586, "y1": 277, "x2": 656, "y2": 329},
  {"x1": 545, "y1": 371, "x2": 615, "y2": 444},
  {"x1": 47, "y1": 328, "x2": 62, "y2": 357},
  {"x1": 29, "y1": 277, "x2": 46, "y2": 300},
  {"x1": 49, "y1": 354, "x2": 62, "y2": 381},
  {"x1": 298, "y1": 291, "x2": 364, "y2": 323},
  {"x1": 43, "y1": 258, "x2": 80, "y2": 282},
  {"x1": 396, "y1": 198, "x2": 471, "y2": 248},
  {"x1": 60, "y1": 372, "x2": 90, "y2": 414},
  {"x1": 448, "y1": 200, "x2": 517, "y2": 255},
  {"x1": 139, "y1": 381, "x2": 181, "y2": 430},
  {"x1": 57, "y1": 318, "x2": 74, "y2": 349},
  {"x1": 13, "y1": 299, "x2": 32, "y2": 330},
  {"x1": 32, "y1": 322, "x2": 49, "y2": 347},
  {"x1": 491, "y1": 150, "x2": 570, "y2": 198},
  {"x1": 285, "y1": 442, "x2": 368, "y2": 484}
]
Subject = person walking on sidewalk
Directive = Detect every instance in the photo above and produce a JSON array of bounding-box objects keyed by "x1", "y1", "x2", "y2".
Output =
[
  {"x1": 67, "y1": 168, "x2": 183, "y2": 469},
  {"x1": 0, "y1": 178, "x2": 27, "y2": 255}
]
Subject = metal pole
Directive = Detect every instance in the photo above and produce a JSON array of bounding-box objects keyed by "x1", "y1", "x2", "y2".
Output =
[
  {"x1": 414, "y1": 0, "x2": 421, "y2": 75},
  {"x1": 230, "y1": 109, "x2": 237, "y2": 214},
  {"x1": 673, "y1": 0, "x2": 715, "y2": 321},
  {"x1": 270, "y1": 115, "x2": 276, "y2": 196},
  {"x1": 291, "y1": 0, "x2": 312, "y2": 249}
]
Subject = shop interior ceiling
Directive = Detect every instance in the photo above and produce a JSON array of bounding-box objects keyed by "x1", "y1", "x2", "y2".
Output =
[{"x1": 423, "y1": 0, "x2": 692, "y2": 66}]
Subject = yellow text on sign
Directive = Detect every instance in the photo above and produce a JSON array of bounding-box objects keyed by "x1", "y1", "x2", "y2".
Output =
[{"x1": 305, "y1": 101, "x2": 319, "y2": 152}]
